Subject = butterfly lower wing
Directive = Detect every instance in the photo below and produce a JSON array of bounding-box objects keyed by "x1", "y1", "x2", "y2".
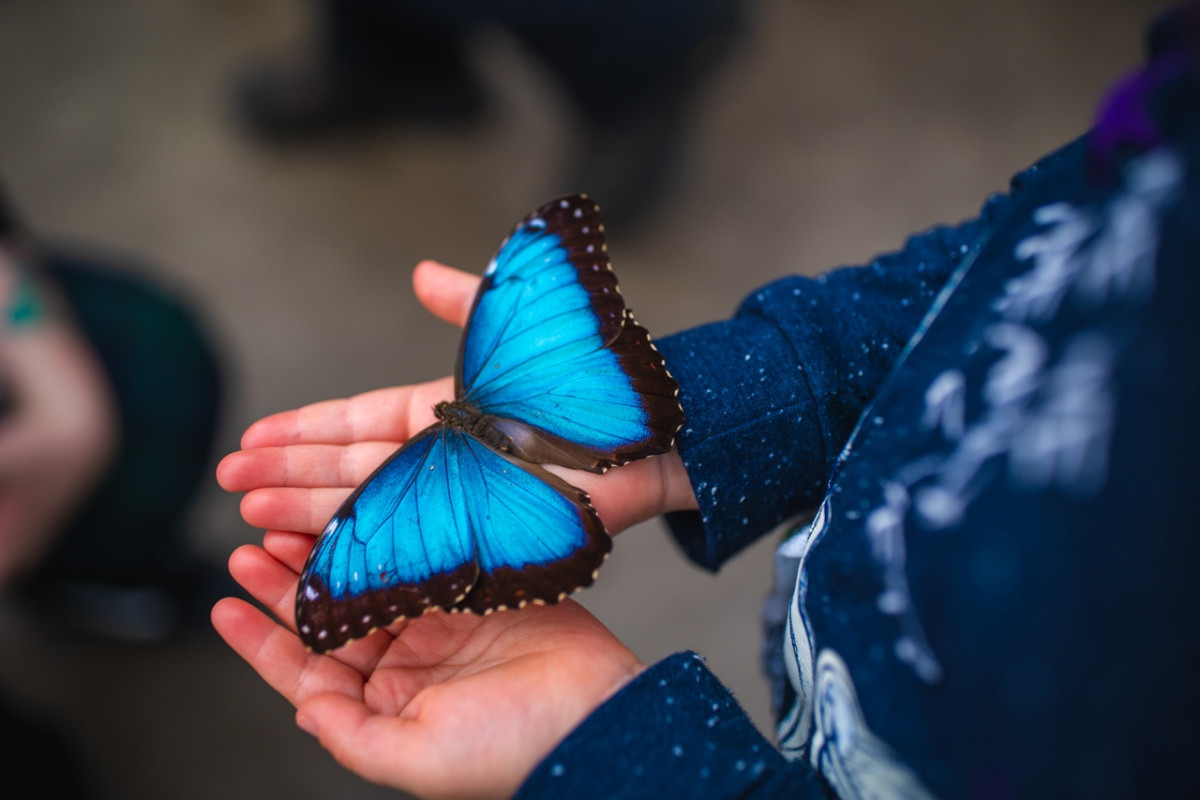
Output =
[
  {"x1": 459, "y1": 194, "x2": 683, "y2": 472},
  {"x1": 447, "y1": 438, "x2": 611, "y2": 614},
  {"x1": 295, "y1": 427, "x2": 479, "y2": 652},
  {"x1": 294, "y1": 425, "x2": 610, "y2": 652}
]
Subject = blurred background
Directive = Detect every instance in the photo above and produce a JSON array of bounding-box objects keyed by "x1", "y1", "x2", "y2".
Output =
[{"x1": 0, "y1": 0, "x2": 1158, "y2": 798}]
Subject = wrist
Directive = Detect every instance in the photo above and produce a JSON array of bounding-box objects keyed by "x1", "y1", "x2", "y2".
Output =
[{"x1": 657, "y1": 447, "x2": 698, "y2": 514}]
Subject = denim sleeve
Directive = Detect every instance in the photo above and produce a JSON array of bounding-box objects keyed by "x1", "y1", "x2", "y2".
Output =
[
  {"x1": 656, "y1": 199, "x2": 1009, "y2": 571},
  {"x1": 514, "y1": 652, "x2": 832, "y2": 799}
]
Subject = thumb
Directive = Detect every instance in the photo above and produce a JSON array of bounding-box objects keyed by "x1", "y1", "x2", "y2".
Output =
[
  {"x1": 297, "y1": 692, "x2": 508, "y2": 799},
  {"x1": 413, "y1": 260, "x2": 481, "y2": 329},
  {"x1": 297, "y1": 693, "x2": 425, "y2": 790}
]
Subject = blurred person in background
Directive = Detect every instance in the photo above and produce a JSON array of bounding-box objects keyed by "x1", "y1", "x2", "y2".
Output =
[
  {"x1": 231, "y1": 0, "x2": 751, "y2": 226},
  {"x1": 0, "y1": 179, "x2": 226, "y2": 796},
  {"x1": 0, "y1": 194, "x2": 117, "y2": 590},
  {"x1": 0, "y1": 182, "x2": 224, "y2": 641},
  {"x1": 215, "y1": 7, "x2": 1200, "y2": 798},
  {"x1": 0, "y1": 185, "x2": 117, "y2": 800}
]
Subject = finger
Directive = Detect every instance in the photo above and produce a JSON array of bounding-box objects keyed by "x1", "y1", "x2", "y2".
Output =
[
  {"x1": 229, "y1": 539, "x2": 399, "y2": 677},
  {"x1": 240, "y1": 379, "x2": 453, "y2": 449},
  {"x1": 227, "y1": 544, "x2": 301, "y2": 627},
  {"x1": 211, "y1": 597, "x2": 364, "y2": 706},
  {"x1": 297, "y1": 693, "x2": 429, "y2": 791},
  {"x1": 240, "y1": 487, "x2": 352, "y2": 535},
  {"x1": 545, "y1": 449, "x2": 694, "y2": 537},
  {"x1": 262, "y1": 530, "x2": 317, "y2": 574},
  {"x1": 412, "y1": 260, "x2": 480, "y2": 329},
  {"x1": 216, "y1": 442, "x2": 401, "y2": 493}
]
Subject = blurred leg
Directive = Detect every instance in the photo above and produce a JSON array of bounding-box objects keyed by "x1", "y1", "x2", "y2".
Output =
[
  {"x1": 494, "y1": 0, "x2": 750, "y2": 225},
  {"x1": 232, "y1": 0, "x2": 486, "y2": 139}
]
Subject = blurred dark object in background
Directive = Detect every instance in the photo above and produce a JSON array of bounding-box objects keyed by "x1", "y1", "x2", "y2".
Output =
[
  {"x1": 0, "y1": 181, "x2": 227, "y2": 642},
  {"x1": 21, "y1": 249, "x2": 227, "y2": 641},
  {"x1": 231, "y1": 0, "x2": 752, "y2": 227},
  {"x1": 0, "y1": 686, "x2": 97, "y2": 799},
  {"x1": 0, "y1": 177, "x2": 229, "y2": 799}
]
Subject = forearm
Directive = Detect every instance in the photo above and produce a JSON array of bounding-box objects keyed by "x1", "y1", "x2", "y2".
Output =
[{"x1": 657, "y1": 205, "x2": 1003, "y2": 570}]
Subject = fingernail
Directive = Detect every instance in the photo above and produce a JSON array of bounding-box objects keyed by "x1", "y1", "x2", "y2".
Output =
[{"x1": 296, "y1": 713, "x2": 319, "y2": 737}]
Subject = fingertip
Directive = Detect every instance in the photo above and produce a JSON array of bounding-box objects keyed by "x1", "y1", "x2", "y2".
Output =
[
  {"x1": 214, "y1": 451, "x2": 238, "y2": 490},
  {"x1": 239, "y1": 489, "x2": 286, "y2": 531},
  {"x1": 210, "y1": 595, "x2": 239, "y2": 626},
  {"x1": 411, "y1": 259, "x2": 447, "y2": 301},
  {"x1": 215, "y1": 449, "x2": 257, "y2": 492},
  {"x1": 239, "y1": 417, "x2": 269, "y2": 449},
  {"x1": 241, "y1": 410, "x2": 298, "y2": 449},
  {"x1": 210, "y1": 598, "x2": 231, "y2": 639},
  {"x1": 239, "y1": 491, "x2": 265, "y2": 528},
  {"x1": 210, "y1": 595, "x2": 260, "y2": 643},
  {"x1": 226, "y1": 545, "x2": 258, "y2": 591},
  {"x1": 262, "y1": 530, "x2": 317, "y2": 573},
  {"x1": 412, "y1": 258, "x2": 445, "y2": 279},
  {"x1": 296, "y1": 711, "x2": 319, "y2": 738},
  {"x1": 212, "y1": 595, "x2": 314, "y2": 694},
  {"x1": 412, "y1": 260, "x2": 479, "y2": 328},
  {"x1": 227, "y1": 542, "x2": 264, "y2": 573}
]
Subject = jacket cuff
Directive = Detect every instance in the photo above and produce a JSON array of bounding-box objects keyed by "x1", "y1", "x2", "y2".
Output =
[{"x1": 516, "y1": 652, "x2": 798, "y2": 799}]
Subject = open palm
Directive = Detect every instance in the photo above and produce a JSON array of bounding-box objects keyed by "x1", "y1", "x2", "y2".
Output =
[{"x1": 212, "y1": 528, "x2": 642, "y2": 800}]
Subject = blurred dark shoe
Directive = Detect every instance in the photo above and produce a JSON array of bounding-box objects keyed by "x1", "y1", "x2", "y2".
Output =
[
  {"x1": 231, "y1": 56, "x2": 488, "y2": 140},
  {"x1": 569, "y1": 90, "x2": 696, "y2": 233},
  {"x1": 1, "y1": 689, "x2": 98, "y2": 799},
  {"x1": 14, "y1": 557, "x2": 242, "y2": 646},
  {"x1": 567, "y1": 9, "x2": 745, "y2": 231}
]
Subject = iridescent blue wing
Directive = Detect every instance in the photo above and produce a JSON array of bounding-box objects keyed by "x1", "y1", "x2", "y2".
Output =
[
  {"x1": 295, "y1": 425, "x2": 609, "y2": 653},
  {"x1": 449, "y1": 444, "x2": 611, "y2": 616},
  {"x1": 295, "y1": 195, "x2": 680, "y2": 652},
  {"x1": 458, "y1": 194, "x2": 684, "y2": 472}
]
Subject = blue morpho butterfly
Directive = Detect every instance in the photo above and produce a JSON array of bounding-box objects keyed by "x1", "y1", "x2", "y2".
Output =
[{"x1": 295, "y1": 194, "x2": 684, "y2": 652}]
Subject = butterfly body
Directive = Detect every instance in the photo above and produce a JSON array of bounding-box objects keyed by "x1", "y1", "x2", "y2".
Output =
[
  {"x1": 296, "y1": 195, "x2": 683, "y2": 653},
  {"x1": 432, "y1": 400, "x2": 514, "y2": 452}
]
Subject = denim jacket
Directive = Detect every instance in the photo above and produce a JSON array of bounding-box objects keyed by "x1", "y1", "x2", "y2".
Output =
[{"x1": 518, "y1": 13, "x2": 1200, "y2": 798}]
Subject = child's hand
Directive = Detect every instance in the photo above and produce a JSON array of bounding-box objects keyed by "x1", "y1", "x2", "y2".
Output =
[
  {"x1": 212, "y1": 534, "x2": 643, "y2": 799},
  {"x1": 213, "y1": 259, "x2": 697, "y2": 796},
  {"x1": 215, "y1": 260, "x2": 696, "y2": 542}
]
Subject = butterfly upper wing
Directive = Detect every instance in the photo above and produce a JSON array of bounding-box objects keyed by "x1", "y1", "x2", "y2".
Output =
[
  {"x1": 458, "y1": 194, "x2": 684, "y2": 472},
  {"x1": 295, "y1": 424, "x2": 610, "y2": 653}
]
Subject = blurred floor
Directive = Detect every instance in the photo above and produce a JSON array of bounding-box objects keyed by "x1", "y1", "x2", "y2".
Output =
[{"x1": 0, "y1": 1, "x2": 1156, "y2": 798}]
